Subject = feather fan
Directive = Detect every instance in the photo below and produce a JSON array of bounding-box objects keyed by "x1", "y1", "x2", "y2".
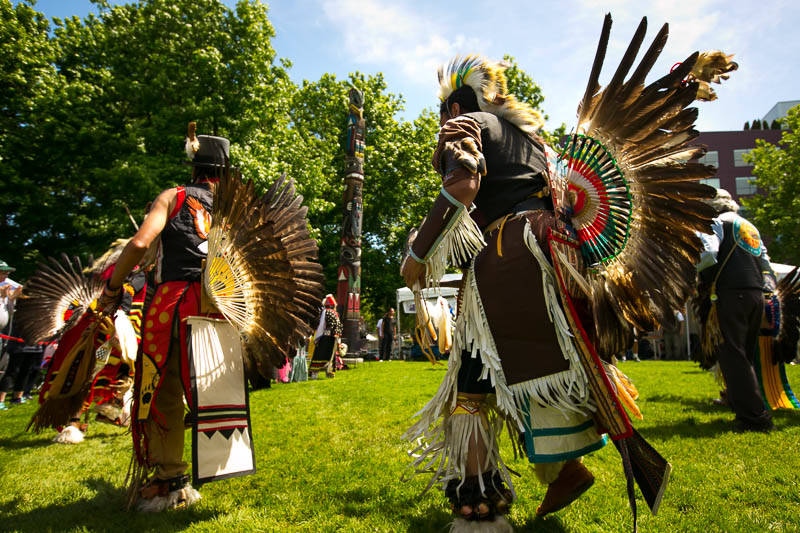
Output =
[
  {"x1": 204, "y1": 171, "x2": 324, "y2": 373},
  {"x1": 555, "y1": 14, "x2": 737, "y2": 358},
  {"x1": 15, "y1": 254, "x2": 106, "y2": 344}
]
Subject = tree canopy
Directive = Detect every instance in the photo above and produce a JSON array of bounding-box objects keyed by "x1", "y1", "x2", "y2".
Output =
[
  {"x1": 743, "y1": 105, "x2": 800, "y2": 266},
  {"x1": 1, "y1": 0, "x2": 557, "y2": 322}
]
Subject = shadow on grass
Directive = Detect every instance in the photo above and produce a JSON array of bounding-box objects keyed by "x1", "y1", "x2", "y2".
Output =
[
  {"x1": 404, "y1": 504, "x2": 453, "y2": 532},
  {"x1": 641, "y1": 416, "x2": 732, "y2": 439},
  {"x1": 0, "y1": 434, "x2": 53, "y2": 450},
  {"x1": 646, "y1": 393, "x2": 729, "y2": 414},
  {"x1": 0, "y1": 477, "x2": 219, "y2": 531}
]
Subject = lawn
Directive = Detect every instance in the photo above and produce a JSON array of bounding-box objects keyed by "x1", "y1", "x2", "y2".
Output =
[{"x1": 1, "y1": 361, "x2": 799, "y2": 532}]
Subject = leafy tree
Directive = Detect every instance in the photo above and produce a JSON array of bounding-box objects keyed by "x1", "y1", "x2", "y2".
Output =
[
  {"x1": 771, "y1": 119, "x2": 780, "y2": 130},
  {"x1": 0, "y1": 0, "x2": 59, "y2": 269},
  {"x1": 742, "y1": 105, "x2": 800, "y2": 265},
  {"x1": 238, "y1": 72, "x2": 441, "y2": 318},
  {"x1": 0, "y1": 0, "x2": 288, "y2": 279},
  {"x1": 502, "y1": 54, "x2": 565, "y2": 146},
  {"x1": 744, "y1": 121, "x2": 750, "y2": 130}
]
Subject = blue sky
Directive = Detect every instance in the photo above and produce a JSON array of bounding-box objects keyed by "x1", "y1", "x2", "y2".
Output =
[{"x1": 22, "y1": 0, "x2": 800, "y2": 132}]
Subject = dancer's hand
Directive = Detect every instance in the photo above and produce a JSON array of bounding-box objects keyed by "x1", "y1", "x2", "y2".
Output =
[{"x1": 96, "y1": 281, "x2": 122, "y2": 316}]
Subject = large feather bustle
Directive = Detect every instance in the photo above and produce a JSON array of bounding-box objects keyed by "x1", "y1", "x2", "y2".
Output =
[
  {"x1": 437, "y1": 55, "x2": 544, "y2": 133},
  {"x1": 565, "y1": 14, "x2": 733, "y2": 357},
  {"x1": 15, "y1": 254, "x2": 107, "y2": 344},
  {"x1": 205, "y1": 171, "x2": 324, "y2": 372}
]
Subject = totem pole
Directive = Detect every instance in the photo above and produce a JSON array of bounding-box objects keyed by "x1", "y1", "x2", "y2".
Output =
[{"x1": 337, "y1": 88, "x2": 365, "y2": 354}]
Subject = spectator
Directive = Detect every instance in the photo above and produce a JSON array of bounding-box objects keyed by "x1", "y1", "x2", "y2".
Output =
[{"x1": 378, "y1": 308, "x2": 396, "y2": 361}]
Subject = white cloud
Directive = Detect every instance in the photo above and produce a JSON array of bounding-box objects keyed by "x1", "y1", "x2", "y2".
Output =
[{"x1": 321, "y1": 0, "x2": 488, "y2": 82}]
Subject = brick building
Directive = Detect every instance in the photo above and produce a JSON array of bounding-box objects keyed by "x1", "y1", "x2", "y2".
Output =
[
  {"x1": 693, "y1": 100, "x2": 796, "y2": 206},
  {"x1": 693, "y1": 129, "x2": 782, "y2": 204}
]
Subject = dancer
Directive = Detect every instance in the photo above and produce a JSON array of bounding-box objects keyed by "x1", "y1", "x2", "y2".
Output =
[
  {"x1": 309, "y1": 294, "x2": 342, "y2": 378},
  {"x1": 93, "y1": 124, "x2": 323, "y2": 511},
  {"x1": 52, "y1": 267, "x2": 146, "y2": 443},
  {"x1": 401, "y1": 15, "x2": 737, "y2": 531},
  {"x1": 696, "y1": 189, "x2": 799, "y2": 427}
]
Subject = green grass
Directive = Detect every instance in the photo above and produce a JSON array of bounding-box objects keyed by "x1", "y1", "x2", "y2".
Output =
[{"x1": 1, "y1": 361, "x2": 799, "y2": 532}]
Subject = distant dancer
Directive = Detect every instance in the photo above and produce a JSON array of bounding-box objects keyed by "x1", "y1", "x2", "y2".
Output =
[
  {"x1": 697, "y1": 189, "x2": 775, "y2": 432},
  {"x1": 309, "y1": 295, "x2": 342, "y2": 378}
]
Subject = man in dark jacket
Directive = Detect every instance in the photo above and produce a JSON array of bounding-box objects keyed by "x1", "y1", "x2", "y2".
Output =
[{"x1": 698, "y1": 189, "x2": 775, "y2": 432}]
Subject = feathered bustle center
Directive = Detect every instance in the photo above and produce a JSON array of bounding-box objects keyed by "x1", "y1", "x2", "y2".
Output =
[{"x1": 437, "y1": 55, "x2": 544, "y2": 133}]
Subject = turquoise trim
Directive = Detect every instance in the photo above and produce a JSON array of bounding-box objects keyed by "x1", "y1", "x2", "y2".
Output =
[
  {"x1": 439, "y1": 186, "x2": 461, "y2": 207},
  {"x1": 529, "y1": 419, "x2": 595, "y2": 437},
  {"x1": 526, "y1": 435, "x2": 608, "y2": 463},
  {"x1": 521, "y1": 397, "x2": 607, "y2": 463},
  {"x1": 408, "y1": 248, "x2": 425, "y2": 264}
]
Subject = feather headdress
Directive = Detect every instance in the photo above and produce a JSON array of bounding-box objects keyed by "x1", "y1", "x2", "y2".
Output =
[{"x1": 437, "y1": 55, "x2": 544, "y2": 133}]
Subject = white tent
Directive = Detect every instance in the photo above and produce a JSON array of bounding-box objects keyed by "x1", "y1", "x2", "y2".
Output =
[
  {"x1": 773, "y1": 262, "x2": 796, "y2": 280},
  {"x1": 396, "y1": 273, "x2": 461, "y2": 315}
]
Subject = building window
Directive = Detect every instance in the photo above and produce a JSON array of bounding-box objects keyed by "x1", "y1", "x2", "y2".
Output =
[
  {"x1": 733, "y1": 149, "x2": 753, "y2": 167},
  {"x1": 697, "y1": 150, "x2": 718, "y2": 168},
  {"x1": 700, "y1": 177, "x2": 720, "y2": 189},
  {"x1": 735, "y1": 177, "x2": 757, "y2": 196}
]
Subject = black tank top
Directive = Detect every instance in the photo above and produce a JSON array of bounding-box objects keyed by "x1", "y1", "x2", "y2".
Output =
[
  {"x1": 466, "y1": 111, "x2": 549, "y2": 226},
  {"x1": 159, "y1": 183, "x2": 213, "y2": 282}
]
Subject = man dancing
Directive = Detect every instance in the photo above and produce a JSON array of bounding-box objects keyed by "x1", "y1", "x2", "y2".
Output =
[
  {"x1": 97, "y1": 129, "x2": 231, "y2": 510},
  {"x1": 400, "y1": 18, "x2": 738, "y2": 530},
  {"x1": 401, "y1": 59, "x2": 602, "y2": 529}
]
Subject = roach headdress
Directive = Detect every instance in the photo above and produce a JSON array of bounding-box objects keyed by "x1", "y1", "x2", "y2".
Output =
[{"x1": 437, "y1": 55, "x2": 544, "y2": 134}]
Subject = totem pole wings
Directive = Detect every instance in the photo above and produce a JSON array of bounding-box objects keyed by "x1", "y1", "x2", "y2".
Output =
[
  {"x1": 550, "y1": 14, "x2": 737, "y2": 359},
  {"x1": 204, "y1": 171, "x2": 325, "y2": 376}
]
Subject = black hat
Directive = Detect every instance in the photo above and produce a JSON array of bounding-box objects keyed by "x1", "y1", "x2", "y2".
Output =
[
  {"x1": 185, "y1": 135, "x2": 230, "y2": 168},
  {"x1": 184, "y1": 122, "x2": 230, "y2": 168}
]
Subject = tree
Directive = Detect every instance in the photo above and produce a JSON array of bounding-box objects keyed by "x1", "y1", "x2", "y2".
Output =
[
  {"x1": 502, "y1": 54, "x2": 566, "y2": 146},
  {"x1": 0, "y1": 0, "x2": 289, "y2": 279},
  {"x1": 742, "y1": 105, "x2": 800, "y2": 265},
  {"x1": 771, "y1": 119, "x2": 780, "y2": 130},
  {"x1": 0, "y1": 0, "x2": 59, "y2": 269},
  {"x1": 744, "y1": 121, "x2": 750, "y2": 130},
  {"x1": 237, "y1": 72, "x2": 441, "y2": 319}
]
